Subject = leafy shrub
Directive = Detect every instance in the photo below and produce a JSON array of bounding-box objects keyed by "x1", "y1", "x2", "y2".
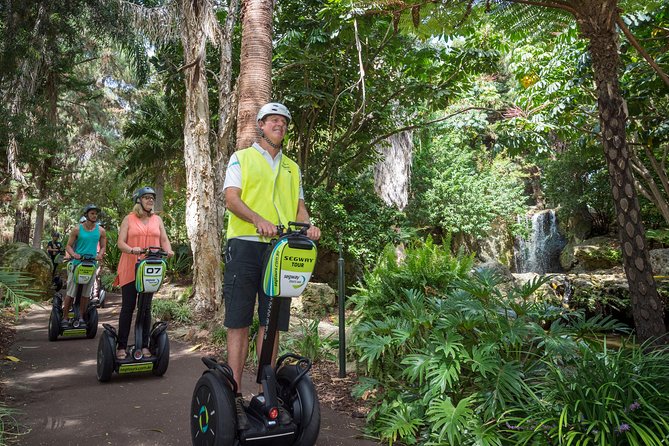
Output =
[
  {"x1": 100, "y1": 273, "x2": 118, "y2": 292},
  {"x1": 152, "y1": 298, "x2": 192, "y2": 324},
  {"x1": 282, "y1": 318, "x2": 337, "y2": 363},
  {"x1": 165, "y1": 245, "x2": 192, "y2": 279},
  {"x1": 103, "y1": 230, "x2": 122, "y2": 272},
  {"x1": 211, "y1": 325, "x2": 227, "y2": 346},
  {"x1": 350, "y1": 240, "x2": 669, "y2": 445}
]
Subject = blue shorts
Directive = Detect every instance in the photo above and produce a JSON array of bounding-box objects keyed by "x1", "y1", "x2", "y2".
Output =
[{"x1": 223, "y1": 239, "x2": 291, "y2": 331}]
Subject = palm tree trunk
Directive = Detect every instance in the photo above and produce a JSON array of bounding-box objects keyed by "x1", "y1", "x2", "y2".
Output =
[
  {"x1": 180, "y1": 0, "x2": 221, "y2": 313},
  {"x1": 235, "y1": 0, "x2": 273, "y2": 149},
  {"x1": 577, "y1": 1, "x2": 666, "y2": 342}
]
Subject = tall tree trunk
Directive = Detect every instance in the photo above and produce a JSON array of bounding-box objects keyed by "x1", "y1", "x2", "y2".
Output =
[
  {"x1": 181, "y1": 0, "x2": 221, "y2": 313},
  {"x1": 576, "y1": 1, "x2": 666, "y2": 343},
  {"x1": 154, "y1": 169, "x2": 165, "y2": 213},
  {"x1": 235, "y1": 0, "x2": 273, "y2": 149},
  {"x1": 13, "y1": 190, "x2": 32, "y2": 244},
  {"x1": 5, "y1": 3, "x2": 48, "y2": 242},
  {"x1": 216, "y1": 0, "x2": 240, "y2": 229},
  {"x1": 32, "y1": 69, "x2": 58, "y2": 249}
]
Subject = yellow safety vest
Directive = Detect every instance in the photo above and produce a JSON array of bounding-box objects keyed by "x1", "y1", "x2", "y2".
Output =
[{"x1": 226, "y1": 147, "x2": 301, "y2": 239}]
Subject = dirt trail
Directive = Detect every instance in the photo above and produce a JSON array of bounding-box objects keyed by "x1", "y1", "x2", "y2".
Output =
[{"x1": 0, "y1": 293, "x2": 377, "y2": 446}]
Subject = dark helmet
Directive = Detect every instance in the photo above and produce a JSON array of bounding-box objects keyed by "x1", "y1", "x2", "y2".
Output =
[
  {"x1": 51, "y1": 231, "x2": 60, "y2": 238},
  {"x1": 133, "y1": 186, "x2": 156, "y2": 204},
  {"x1": 82, "y1": 204, "x2": 100, "y2": 215}
]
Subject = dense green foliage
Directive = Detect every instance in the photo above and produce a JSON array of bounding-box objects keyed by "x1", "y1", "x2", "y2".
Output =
[{"x1": 350, "y1": 241, "x2": 669, "y2": 445}]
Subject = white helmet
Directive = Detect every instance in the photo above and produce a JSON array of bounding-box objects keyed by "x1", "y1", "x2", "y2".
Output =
[{"x1": 256, "y1": 102, "x2": 291, "y2": 123}]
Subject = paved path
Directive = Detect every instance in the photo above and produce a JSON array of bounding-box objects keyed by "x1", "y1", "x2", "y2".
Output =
[{"x1": 1, "y1": 293, "x2": 378, "y2": 446}]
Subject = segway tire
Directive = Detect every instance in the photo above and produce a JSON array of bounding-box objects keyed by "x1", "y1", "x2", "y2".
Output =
[
  {"x1": 86, "y1": 307, "x2": 99, "y2": 339},
  {"x1": 152, "y1": 332, "x2": 170, "y2": 376},
  {"x1": 96, "y1": 331, "x2": 115, "y2": 382},
  {"x1": 191, "y1": 370, "x2": 237, "y2": 446},
  {"x1": 48, "y1": 308, "x2": 60, "y2": 342},
  {"x1": 277, "y1": 364, "x2": 321, "y2": 446}
]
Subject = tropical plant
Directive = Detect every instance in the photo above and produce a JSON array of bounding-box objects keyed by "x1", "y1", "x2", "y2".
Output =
[
  {"x1": 0, "y1": 403, "x2": 22, "y2": 446},
  {"x1": 502, "y1": 339, "x2": 669, "y2": 445},
  {"x1": 0, "y1": 268, "x2": 40, "y2": 319},
  {"x1": 347, "y1": 239, "x2": 665, "y2": 445}
]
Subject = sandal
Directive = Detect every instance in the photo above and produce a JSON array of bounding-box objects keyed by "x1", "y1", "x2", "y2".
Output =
[
  {"x1": 116, "y1": 349, "x2": 128, "y2": 360},
  {"x1": 141, "y1": 348, "x2": 152, "y2": 358}
]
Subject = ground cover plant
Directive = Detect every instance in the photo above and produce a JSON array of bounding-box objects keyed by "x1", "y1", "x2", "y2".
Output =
[{"x1": 350, "y1": 239, "x2": 669, "y2": 445}]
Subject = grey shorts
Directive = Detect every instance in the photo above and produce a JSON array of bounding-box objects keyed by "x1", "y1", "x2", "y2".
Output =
[
  {"x1": 66, "y1": 262, "x2": 96, "y2": 298},
  {"x1": 223, "y1": 238, "x2": 291, "y2": 331}
]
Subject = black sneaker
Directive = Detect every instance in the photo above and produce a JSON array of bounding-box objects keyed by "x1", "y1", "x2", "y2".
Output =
[{"x1": 235, "y1": 396, "x2": 250, "y2": 430}]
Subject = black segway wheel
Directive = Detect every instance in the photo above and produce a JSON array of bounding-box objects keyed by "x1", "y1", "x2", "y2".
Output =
[
  {"x1": 86, "y1": 307, "x2": 99, "y2": 339},
  {"x1": 97, "y1": 331, "x2": 115, "y2": 382},
  {"x1": 48, "y1": 308, "x2": 61, "y2": 342},
  {"x1": 152, "y1": 332, "x2": 170, "y2": 376},
  {"x1": 277, "y1": 364, "x2": 321, "y2": 446},
  {"x1": 191, "y1": 371, "x2": 237, "y2": 446}
]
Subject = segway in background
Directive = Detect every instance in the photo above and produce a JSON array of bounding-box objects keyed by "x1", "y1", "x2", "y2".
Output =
[
  {"x1": 48, "y1": 255, "x2": 99, "y2": 341},
  {"x1": 97, "y1": 247, "x2": 170, "y2": 382},
  {"x1": 191, "y1": 222, "x2": 321, "y2": 446}
]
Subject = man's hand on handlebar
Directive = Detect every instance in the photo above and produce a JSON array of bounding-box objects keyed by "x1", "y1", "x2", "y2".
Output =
[
  {"x1": 255, "y1": 218, "x2": 279, "y2": 238},
  {"x1": 306, "y1": 225, "x2": 321, "y2": 241}
]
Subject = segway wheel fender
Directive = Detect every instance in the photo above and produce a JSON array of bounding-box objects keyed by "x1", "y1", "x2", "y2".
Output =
[
  {"x1": 96, "y1": 331, "x2": 115, "y2": 382},
  {"x1": 190, "y1": 370, "x2": 236, "y2": 446},
  {"x1": 277, "y1": 364, "x2": 321, "y2": 446},
  {"x1": 48, "y1": 308, "x2": 61, "y2": 342},
  {"x1": 152, "y1": 332, "x2": 170, "y2": 376}
]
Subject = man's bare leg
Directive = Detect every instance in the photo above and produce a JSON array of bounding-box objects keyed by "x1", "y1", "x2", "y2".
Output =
[{"x1": 227, "y1": 326, "x2": 250, "y2": 392}]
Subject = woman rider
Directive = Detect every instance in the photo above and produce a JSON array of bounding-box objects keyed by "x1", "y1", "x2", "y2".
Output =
[{"x1": 114, "y1": 186, "x2": 174, "y2": 360}]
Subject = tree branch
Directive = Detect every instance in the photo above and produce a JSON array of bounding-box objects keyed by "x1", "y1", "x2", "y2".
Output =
[
  {"x1": 616, "y1": 14, "x2": 669, "y2": 88},
  {"x1": 506, "y1": 0, "x2": 577, "y2": 16},
  {"x1": 368, "y1": 107, "x2": 501, "y2": 147}
]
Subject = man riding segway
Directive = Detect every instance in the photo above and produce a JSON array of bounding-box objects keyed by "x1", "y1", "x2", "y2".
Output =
[{"x1": 63, "y1": 204, "x2": 107, "y2": 327}]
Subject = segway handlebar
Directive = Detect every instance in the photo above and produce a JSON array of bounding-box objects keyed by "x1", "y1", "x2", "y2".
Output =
[
  {"x1": 277, "y1": 221, "x2": 310, "y2": 236},
  {"x1": 63, "y1": 253, "x2": 97, "y2": 263},
  {"x1": 137, "y1": 246, "x2": 169, "y2": 258}
]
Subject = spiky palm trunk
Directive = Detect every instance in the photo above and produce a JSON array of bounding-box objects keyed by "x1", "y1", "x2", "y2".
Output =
[
  {"x1": 181, "y1": 0, "x2": 221, "y2": 313},
  {"x1": 576, "y1": 0, "x2": 666, "y2": 342},
  {"x1": 235, "y1": 0, "x2": 273, "y2": 149}
]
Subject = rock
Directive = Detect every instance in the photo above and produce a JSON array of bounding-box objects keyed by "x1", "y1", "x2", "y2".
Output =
[
  {"x1": 560, "y1": 240, "x2": 577, "y2": 271},
  {"x1": 477, "y1": 220, "x2": 516, "y2": 267},
  {"x1": 0, "y1": 242, "x2": 52, "y2": 301},
  {"x1": 567, "y1": 205, "x2": 594, "y2": 241},
  {"x1": 571, "y1": 236, "x2": 622, "y2": 272},
  {"x1": 291, "y1": 282, "x2": 336, "y2": 318},
  {"x1": 649, "y1": 248, "x2": 669, "y2": 277}
]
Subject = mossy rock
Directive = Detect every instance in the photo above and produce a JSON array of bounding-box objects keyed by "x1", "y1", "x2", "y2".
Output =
[
  {"x1": 572, "y1": 236, "x2": 622, "y2": 271},
  {"x1": 0, "y1": 242, "x2": 52, "y2": 301}
]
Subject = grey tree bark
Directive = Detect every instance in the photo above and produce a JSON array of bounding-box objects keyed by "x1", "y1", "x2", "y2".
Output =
[{"x1": 180, "y1": 0, "x2": 222, "y2": 313}]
